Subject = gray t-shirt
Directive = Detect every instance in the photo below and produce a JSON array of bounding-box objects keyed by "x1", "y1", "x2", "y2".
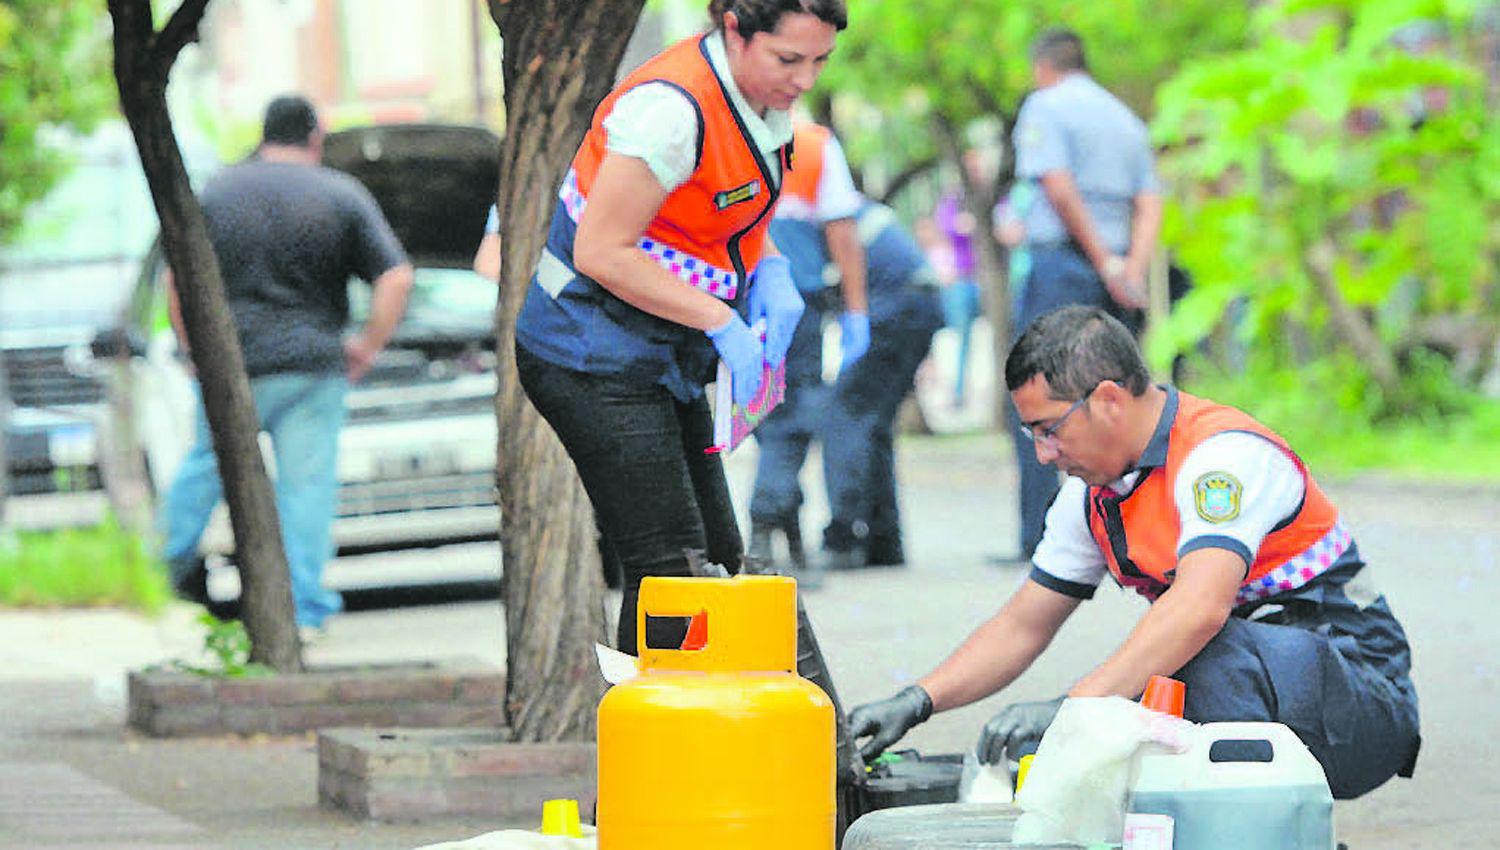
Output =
[
  {"x1": 200, "y1": 159, "x2": 407, "y2": 378},
  {"x1": 1013, "y1": 73, "x2": 1159, "y2": 255}
]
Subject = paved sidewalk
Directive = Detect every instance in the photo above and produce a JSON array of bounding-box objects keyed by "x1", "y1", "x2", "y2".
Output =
[{"x1": 2, "y1": 433, "x2": 1498, "y2": 848}]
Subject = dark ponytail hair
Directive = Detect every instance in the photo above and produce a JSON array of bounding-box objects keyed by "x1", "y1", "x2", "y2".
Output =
[{"x1": 708, "y1": 0, "x2": 847, "y2": 39}]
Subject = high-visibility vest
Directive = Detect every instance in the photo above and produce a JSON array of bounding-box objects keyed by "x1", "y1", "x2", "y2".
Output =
[
  {"x1": 516, "y1": 33, "x2": 790, "y2": 401},
  {"x1": 1085, "y1": 391, "x2": 1350, "y2": 606},
  {"x1": 770, "y1": 122, "x2": 834, "y2": 293}
]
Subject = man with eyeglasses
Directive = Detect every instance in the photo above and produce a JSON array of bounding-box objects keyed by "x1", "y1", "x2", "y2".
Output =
[{"x1": 849, "y1": 305, "x2": 1419, "y2": 801}]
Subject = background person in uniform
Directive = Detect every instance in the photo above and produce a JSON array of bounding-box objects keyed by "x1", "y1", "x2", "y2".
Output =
[
  {"x1": 819, "y1": 200, "x2": 944, "y2": 572},
  {"x1": 1007, "y1": 28, "x2": 1163, "y2": 563},
  {"x1": 848, "y1": 306, "x2": 1420, "y2": 801},
  {"x1": 512, "y1": 0, "x2": 845, "y2": 654},
  {"x1": 160, "y1": 95, "x2": 414, "y2": 634},
  {"x1": 748, "y1": 121, "x2": 867, "y2": 582}
]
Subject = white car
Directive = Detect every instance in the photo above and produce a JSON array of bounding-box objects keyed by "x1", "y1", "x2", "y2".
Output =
[{"x1": 113, "y1": 124, "x2": 503, "y2": 560}]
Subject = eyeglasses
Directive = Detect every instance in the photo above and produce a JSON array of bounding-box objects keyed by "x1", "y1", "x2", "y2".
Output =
[{"x1": 1020, "y1": 387, "x2": 1095, "y2": 445}]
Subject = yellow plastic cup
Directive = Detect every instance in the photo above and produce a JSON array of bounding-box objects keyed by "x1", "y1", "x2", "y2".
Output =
[
  {"x1": 540, "y1": 798, "x2": 583, "y2": 837},
  {"x1": 1015, "y1": 754, "x2": 1036, "y2": 793}
]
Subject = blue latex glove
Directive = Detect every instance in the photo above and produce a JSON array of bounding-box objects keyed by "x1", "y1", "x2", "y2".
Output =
[
  {"x1": 746, "y1": 254, "x2": 805, "y2": 367},
  {"x1": 839, "y1": 311, "x2": 871, "y2": 374},
  {"x1": 706, "y1": 313, "x2": 765, "y2": 405}
]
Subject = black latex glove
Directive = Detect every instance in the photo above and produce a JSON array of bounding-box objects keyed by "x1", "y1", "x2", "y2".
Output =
[
  {"x1": 976, "y1": 696, "x2": 1065, "y2": 765},
  {"x1": 848, "y1": 684, "x2": 934, "y2": 762}
]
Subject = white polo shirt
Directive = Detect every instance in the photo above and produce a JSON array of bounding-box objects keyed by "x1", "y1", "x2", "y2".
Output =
[
  {"x1": 600, "y1": 31, "x2": 792, "y2": 193},
  {"x1": 1031, "y1": 423, "x2": 1307, "y2": 599}
]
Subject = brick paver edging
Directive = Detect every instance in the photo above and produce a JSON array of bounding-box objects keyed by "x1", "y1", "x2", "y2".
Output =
[
  {"x1": 318, "y1": 727, "x2": 596, "y2": 821},
  {"x1": 126, "y1": 658, "x2": 505, "y2": 737}
]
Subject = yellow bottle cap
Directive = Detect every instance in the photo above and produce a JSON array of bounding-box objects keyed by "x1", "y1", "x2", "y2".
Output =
[
  {"x1": 1015, "y1": 754, "x2": 1036, "y2": 793},
  {"x1": 540, "y1": 798, "x2": 583, "y2": 837}
]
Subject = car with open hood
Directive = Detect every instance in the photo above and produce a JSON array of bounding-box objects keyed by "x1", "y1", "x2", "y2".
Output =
[{"x1": 112, "y1": 123, "x2": 502, "y2": 567}]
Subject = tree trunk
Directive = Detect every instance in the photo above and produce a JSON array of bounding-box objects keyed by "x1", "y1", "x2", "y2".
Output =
[
  {"x1": 1304, "y1": 238, "x2": 1402, "y2": 400},
  {"x1": 488, "y1": 0, "x2": 646, "y2": 742},
  {"x1": 108, "y1": 0, "x2": 302, "y2": 672},
  {"x1": 95, "y1": 338, "x2": 154, "y2": 536}
]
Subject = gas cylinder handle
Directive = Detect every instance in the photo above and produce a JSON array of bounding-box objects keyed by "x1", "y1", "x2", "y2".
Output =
[{"x1": 637, "y1": 575, "x2": 798, "y2": 673}]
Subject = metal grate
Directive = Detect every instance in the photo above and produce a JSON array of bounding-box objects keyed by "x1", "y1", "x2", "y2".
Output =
[
  {"x1": 336, "y1": 471, "x2": 495, "y2": 518},
  {"x1": 3, "y1": 345, "x2": 103, "y2": 407}
]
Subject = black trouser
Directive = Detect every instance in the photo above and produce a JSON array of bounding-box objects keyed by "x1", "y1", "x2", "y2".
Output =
[{"x1": 515, "y1": 342, "x2": 743, "y2": 654}]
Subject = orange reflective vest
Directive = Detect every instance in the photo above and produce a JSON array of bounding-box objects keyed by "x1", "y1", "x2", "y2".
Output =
[
  {"x1": 1086, "y1": 390, "x2": 1351, "y2": 605},
  {"x1": 563, "y1": 33, "x2": 791, "y2": 301},
  {"x1": 779, "y1": 122, "x2": 830, "y2": 211}
]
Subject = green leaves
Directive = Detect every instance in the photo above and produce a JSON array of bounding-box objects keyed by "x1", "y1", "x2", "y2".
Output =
[
  {"x1": 0, "y1": 0, "x2": 113, "y2": 244},
  {"x1": 821, "y1": 0, "x2": 1251, "y2": 192},
  {"x1": 1151, "y1": 0, "x2": 1500, "y2": 418}
]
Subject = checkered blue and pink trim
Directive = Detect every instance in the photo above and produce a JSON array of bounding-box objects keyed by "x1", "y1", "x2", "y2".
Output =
[
  {"x1": 557, "y1": 169, "x2": 740, "y2": 301},
  {"x1": 559, "y1": 169, "x2": 587, "y2": 222},
  {"x1": 636, "y1": 238, "x2": 739, "y2": 300},
  {"x1": 1235, "y1": 520, "x2": 1352, "y2": 606}
]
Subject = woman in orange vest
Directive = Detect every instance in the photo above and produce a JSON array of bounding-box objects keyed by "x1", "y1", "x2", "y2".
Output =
[
  {"x1": 514, "y1": 0, "x2": 847, "y2": 654},
  {"x1": 850, "y1": 306, "x2": 1419, "y2": 800}
]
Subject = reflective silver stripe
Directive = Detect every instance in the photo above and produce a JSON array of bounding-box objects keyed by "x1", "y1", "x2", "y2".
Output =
[
  {"x1": 1235, "y1": 519, "x2": 1352, "y2": 606},
  {"x1": 534, "y1": 248, "x2": 574, "y2": 299}
]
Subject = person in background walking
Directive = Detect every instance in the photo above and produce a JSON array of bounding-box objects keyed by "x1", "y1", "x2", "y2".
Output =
[
  {"x1": 1007, "y1": 27, "x2": 1162, "y2": 563},
  {"x1": 747, "y1": 121, "x2": 866, "y2": 583},
  {"x1": 161, "y1": 95, "x2": 414, "y2": 636}
]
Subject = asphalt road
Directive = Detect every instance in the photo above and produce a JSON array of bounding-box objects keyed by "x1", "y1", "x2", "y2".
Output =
[{"x1": 1, "y1": 432, "x2": 1496, "y2": 848}]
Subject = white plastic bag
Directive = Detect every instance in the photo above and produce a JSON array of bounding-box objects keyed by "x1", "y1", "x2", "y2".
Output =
[
  {"x1": 1012, "y1": 696, "x2": 1191, "y2": 845},
  {"x1": 413, "y1": 825, "x2": 598, "y2": 850},
  {"x1": 595, "y1": 642, "x2": 639, "y2": 685},
  {"x1": 957, "y1": 749, "x2": 1015, "y2": 804}
]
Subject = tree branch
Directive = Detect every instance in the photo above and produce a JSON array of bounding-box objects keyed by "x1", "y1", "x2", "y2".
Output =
[
  {"x1": 1303, "y1": 239, "x2": 1402, "y2": 397},
  {"x1": 150, "y1": 0, "x2": 212, "y2": 79},
  {"x1": 875, "y1": 154, "x2": 939, "y2": 205}
]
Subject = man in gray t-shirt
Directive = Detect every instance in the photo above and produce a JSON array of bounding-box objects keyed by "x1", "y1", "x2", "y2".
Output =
[
  {"x1": 160, "y1": 95, "x2": 413, "y2": 633},
  {"x1": 1007, "y1": 29, "x2": 1163, "y2": 561}
]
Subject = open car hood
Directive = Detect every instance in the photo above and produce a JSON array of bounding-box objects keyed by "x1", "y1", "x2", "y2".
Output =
[{"x1": 321, "y1": 124, "x2": 500, "y2": 269}]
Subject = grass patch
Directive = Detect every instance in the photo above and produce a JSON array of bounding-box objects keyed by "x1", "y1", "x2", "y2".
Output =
[{"x1": 0, "y1": 519, "x2": 171, "y2": 612}]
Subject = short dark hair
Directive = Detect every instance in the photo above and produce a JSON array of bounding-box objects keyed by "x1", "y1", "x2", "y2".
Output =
[
  {"x1": 1005, "y1": 306, "x2": 1150, "y2": 399},
  {"x1": 261, "y1": 95, "x2": 319, "y2": 146},
  {"x1": 1029, "y1": 27, "x2": 1087, "y2": 73},
  {"x1": 708, "y1": 0, "x2": 847, "y2": 38}
]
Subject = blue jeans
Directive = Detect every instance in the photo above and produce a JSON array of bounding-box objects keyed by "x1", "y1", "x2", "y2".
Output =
[
  {"x1": 750, "y1": 296, "x2": 827, "y2": 525},
  {"x1": 940, "y1": 279, "x2": 981, "y2": 404},
  {"x1": 159, "y1": 373, "x2": 348, "y2": 627}
]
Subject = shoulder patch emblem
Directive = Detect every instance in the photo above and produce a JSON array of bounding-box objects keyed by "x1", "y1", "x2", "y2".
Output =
[{"x1": 1193, "y1": 471, "x2": 1242, "y2": 523}]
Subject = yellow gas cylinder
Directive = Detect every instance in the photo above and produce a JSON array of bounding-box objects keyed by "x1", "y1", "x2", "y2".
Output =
[{"x1": 597, "y1": 574, "x2": 834, "y2": 850}]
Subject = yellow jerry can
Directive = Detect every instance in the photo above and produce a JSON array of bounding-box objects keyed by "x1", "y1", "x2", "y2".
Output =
[{"x1": 597, "y1": 575, "x2": 834, "y2": 849}]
